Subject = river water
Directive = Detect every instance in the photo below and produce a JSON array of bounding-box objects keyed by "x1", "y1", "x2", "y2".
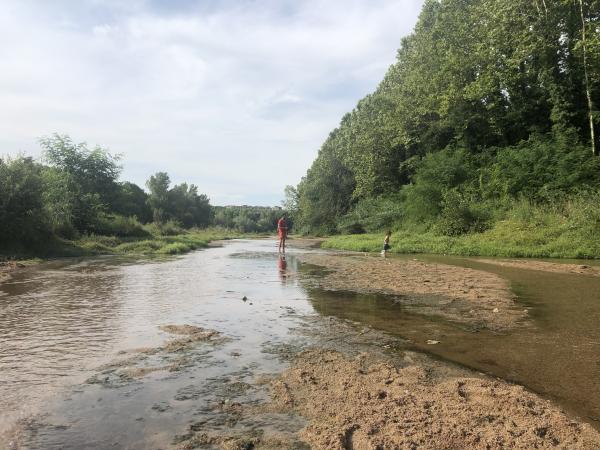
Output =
[{"x1": 1, "y1": 239, "x2": 600, "y2": 448}]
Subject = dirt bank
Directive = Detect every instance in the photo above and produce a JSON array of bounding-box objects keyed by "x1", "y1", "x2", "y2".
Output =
[
  {"x1": 0, "y1": 261, "x2": 26, "y2": 283},
  {"x1": 297, "y1": 253, "x2": 526, "y2": 331},
  {"x1": 286, "y1": 237, "x2": 326, "y2": 250},
  {"x1": 478, "y1": 258, "x2": 600, "y2": 276},
  {"x1": 268, "y1": 349, "x2": 600, "y2": 449}
]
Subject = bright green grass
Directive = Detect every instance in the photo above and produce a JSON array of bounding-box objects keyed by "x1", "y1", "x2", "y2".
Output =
[{"x1": 322, "y1": 217, "x2": 600, "y2": 259}]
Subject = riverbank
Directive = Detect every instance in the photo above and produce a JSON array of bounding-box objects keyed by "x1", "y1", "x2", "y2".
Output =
[
  {"x1": 322, "y1": 215, "x2": 600, "y2": 259},
  {"x1": 266, "y1": 348, "x2": 600, "y2": 449},
  {"x1": 297, "y1": 252, "x2": 526, "y2": 331},
  {"x1": 0, "y1": 229, "x2": 255, "y2": 261}
]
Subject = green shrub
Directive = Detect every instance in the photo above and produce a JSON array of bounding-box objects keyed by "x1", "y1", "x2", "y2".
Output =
[
  {"x1": 435, "y1": 190, "x2": 492, "y2": 236},
  {"x1": 338, "y1": 195, "x2": 404, "y2": 233},
  {"x1": 91, "y1": 214, "x2": 149, "y2": 237},
  {"x1": 157, "y1": 242, "x2": 190, "y2": 254},
  {"x1": 143, "y1": 220, "x2": 184, "y2": 236},
  {"x1": 0, "y1": 156, "x2": 50, "y2": 246}
]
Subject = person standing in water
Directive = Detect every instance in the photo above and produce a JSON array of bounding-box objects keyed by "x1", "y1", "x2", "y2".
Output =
[
  {"x1": 381, "y1": 230, "x2": 392, "y2": 256},
  {"x1": 277, "y1": 214, "x2": 288, "y2": 253}
]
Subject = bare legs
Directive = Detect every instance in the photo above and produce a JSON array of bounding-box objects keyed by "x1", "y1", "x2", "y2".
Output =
[{"x1": 278, "y1": 236, "x2": 286, "y2": 253}]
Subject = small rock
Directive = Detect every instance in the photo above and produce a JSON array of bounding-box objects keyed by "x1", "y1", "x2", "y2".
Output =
[
  {"x1": 579, "y1": 265, "x2": 590, "y2": 269},
  {"x1": 426, "y1": 340, "x2": 440, "y2": 345},
  {"x1": 493, "y1": 308, "x2": 499, "y2": 313},
  {"x1": 242, "y1": 296, "x2": 248, "y2": 301}
]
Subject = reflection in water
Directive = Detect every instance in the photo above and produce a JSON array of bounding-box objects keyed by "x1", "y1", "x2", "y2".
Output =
[{"x1": 278, "y1": 255, "x2": 287, "y2": 283}]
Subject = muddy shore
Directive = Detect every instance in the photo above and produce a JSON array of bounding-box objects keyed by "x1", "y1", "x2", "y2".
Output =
[
  {"x1": 266, "y1": 348, "x2": 600, "y2": 449},
  {"x1": 477, "y1": 258, "x2": 600, "y2": 276},
  {"x1": 296, "y1": 252, "x2": 527, "y2": 331},
  {"x1": 0, "y1": 261, "x2": 25, "y2": 283},
  {"x1": 173, "y1": 315, "x2": 600, "y2": 449}
]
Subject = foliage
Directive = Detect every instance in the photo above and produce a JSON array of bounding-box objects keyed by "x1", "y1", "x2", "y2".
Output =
[
  {"x1": 91, "y1": 214, "x2": 149, "y2": 238},
  {"x1": 146, "y1": 172, "x2": 171, "y2": 224},
  {"x1": 41, "y1": 134, "x2": 122, "y2": 232},
  {"x1": 1, "y1": 134, "x2": 223, "y2": 255},
  {"x1": 0, "y1": 156, "x2": 49, "y2": 245},
  {"x1": 292, "y1": 0, "x2": 600, "y2": 248},
  {"x1": 323, "y1": 191, "x2": 600, "y2": 258},
  {"x1": 146, "y1": 172, "x2": 211, "y2": 228},
  {"x1": 112, "y1": 182, "x2": 153, "y2": 223},
  {"x1": 212, "y1": 205, "x2": 286, "y2": 233},
  {"x1": 337, "y1": 195, "x2": 404, "y2": 234}
]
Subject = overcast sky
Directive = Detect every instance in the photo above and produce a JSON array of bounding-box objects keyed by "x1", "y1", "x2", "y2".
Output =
[{"x1": 1, "y1": 0, "x2": 424, "y2": 205}]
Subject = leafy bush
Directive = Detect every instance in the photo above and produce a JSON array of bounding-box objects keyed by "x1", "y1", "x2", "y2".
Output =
[
  {"x1": 482, "y1": 135, "x2": 600, "y2": 202},
  {"x1": 0, "y1": 156, "x2": 50, "y2": 246},
  {"x1": 402, "y1": 148, "x2": 474, "y2": 224},
  {"x1": 143, "y1": 220, "x2": 185, "y2": 236},
  {"x1": 435, "y1": 189, "x2": 492, "y2": 236},
  {"x1": 91, "y1": 214, "x2": 149, "y2": 237},
  {"x1": 338, "y1": 195, "x2": 404, "y2": 233}
]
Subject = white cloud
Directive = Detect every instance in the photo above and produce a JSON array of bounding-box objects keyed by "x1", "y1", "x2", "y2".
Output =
[{"x1": 0, "y1": 0, "x2": 424, "y2": 205}]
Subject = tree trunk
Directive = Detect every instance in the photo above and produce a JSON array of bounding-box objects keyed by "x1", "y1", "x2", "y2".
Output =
[{"x1": 579, "y1": 0, "x2": 597, "y2": 155}]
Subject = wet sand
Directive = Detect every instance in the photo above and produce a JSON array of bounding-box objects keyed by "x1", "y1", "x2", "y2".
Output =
[
  {"x1": 478, "y1": 258, "x2": 600, "y2": 276},
  {"x1": 0, "y1": 261, "x2": 25, "y2": 283},
  {"x1": 297, "y1": 253, "x2": 527, "y2": 331},
  {"x1": 170, "y1": 313, "x2": 600, "y2": 449},
  {"x1": 267, "y1": 348, "x2": 600, "y2": 449}
]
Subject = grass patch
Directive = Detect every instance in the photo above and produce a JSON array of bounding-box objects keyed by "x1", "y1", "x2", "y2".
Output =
[
  {"x1": 323, "y1": 195, "x2": 600, "y2": 259},
  {"x1": 0, "y1": 228, "x2": 261, "y2": 260},
  {"x1": 323, "y1": 216, "x2": 600, "y2": 259}
]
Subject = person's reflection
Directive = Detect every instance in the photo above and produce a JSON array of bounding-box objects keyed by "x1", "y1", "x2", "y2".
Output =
[{"x1": 278, "y1": 254, "x2": 287, "y2": 283}]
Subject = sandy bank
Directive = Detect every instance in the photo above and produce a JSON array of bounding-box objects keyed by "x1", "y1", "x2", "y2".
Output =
[
  {"x1": 297, "y1": 253, "x2": 526, "y2": 331},
  {"x1": 286, "y1": 237, "x2": 326, "y2": 250},
  {"x1": 478, "y1": 258, "x2": 600, "y2": 276},
  {"x1": 0, "y1": 261, "x2": 26, "y2": 283},
  {"x1": 268, "y1": 349, "x2": 600, "y2": 449}
]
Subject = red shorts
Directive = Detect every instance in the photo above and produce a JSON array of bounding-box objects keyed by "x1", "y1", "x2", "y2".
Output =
[{"x1": 278, "y1": 229, "x2": 286, "y2": 239}]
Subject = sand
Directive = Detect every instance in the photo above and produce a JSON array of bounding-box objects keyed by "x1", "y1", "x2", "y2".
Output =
[
  {"x1": 268, "y1": 349, "x2": 600, "y2": 449},
  {"x1": 0, "y1": 261, "x2": 25, "y2": 283},
  {"x1": 87, "y1": 325, "x2": 221, "y2": 387},
  {"x1": 297, "y1": 253, "x2": 526, "y2": 331},
  {"x1": 477, "y1": 258, "x2": 600, "y2": 276}
]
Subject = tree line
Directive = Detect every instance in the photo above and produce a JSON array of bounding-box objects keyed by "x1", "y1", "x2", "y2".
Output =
[
  {"x1": 288, "y1": 0, "x2": 600, "y2": 236},
  {"x1": 1, "y1": 134, "x2": 283, "y2": 251}
]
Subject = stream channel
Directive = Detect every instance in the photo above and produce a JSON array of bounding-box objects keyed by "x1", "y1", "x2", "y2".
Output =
[{"x1": 1, "y1": 239, "x2": 600, "y2": 448}]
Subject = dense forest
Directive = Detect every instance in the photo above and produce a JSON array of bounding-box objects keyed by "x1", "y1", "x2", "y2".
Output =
[
  {"x1": 289, "y1": 0, "x2": 600, "y2": 254},
  {"x1": 0, "y1": 134, "x2": 284, "y2": 255}
]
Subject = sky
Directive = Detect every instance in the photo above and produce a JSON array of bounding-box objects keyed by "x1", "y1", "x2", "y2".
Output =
[{"x1": 1, "y1": 0, "x2": 424, "y2": 206}]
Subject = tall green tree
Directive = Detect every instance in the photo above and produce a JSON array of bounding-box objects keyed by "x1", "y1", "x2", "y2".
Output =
[
  {"x1": 146, "y1": 172, "x2": 171, "y2": 224},
  {"x1": 40, "y1": 134, "x2": 122, "y2": 232},
  {"x1": 0, "y1": 156, "x2": 48, "y2": 245}
]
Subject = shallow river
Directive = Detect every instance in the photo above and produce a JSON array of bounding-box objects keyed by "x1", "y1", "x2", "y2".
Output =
[{"x1": 2, "y1": 239, "x2": 600, "y2": 448}]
